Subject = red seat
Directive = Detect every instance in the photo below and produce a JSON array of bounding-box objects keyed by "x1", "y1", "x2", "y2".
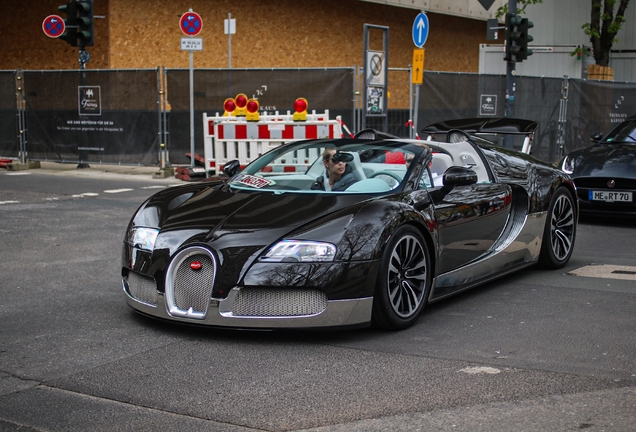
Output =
[{"x1": 385, "y1": 151, "x2": 405, "y2": 164}]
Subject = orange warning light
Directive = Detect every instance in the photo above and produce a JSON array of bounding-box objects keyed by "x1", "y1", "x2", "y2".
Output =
[
  {"x1": 234, "y1": 93, "x2": 248, "y2": 116},
  {"x1": 223, "y1": 98, "x2": 236, "y2": 116},
  {"x1": 246, "y1": 99, "x2": 260, "y2": 121},
  {"x1": 293, "y1": 97, "x2": 308, "y2": 121}
]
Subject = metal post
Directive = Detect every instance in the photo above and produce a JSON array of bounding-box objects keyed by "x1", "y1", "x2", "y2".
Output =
[
  {"x1": 77, "y1": 53, "x2": 90, "y2": 168},
  {"x1": 189, "y1": 49, "x2": 195, "y2": 169},
  {"x1": 505, "y1": 0, "x2": 517, "y2": 119},
  {"x1": 162, "y1": 68, "x2": 169, "y2": 165},
  {"x1": 228, "y1": 13, "x2": 232, "y2": 68},
  {"x1": 504, "y1": 0, "x2": 517, "y2": 148},
  {"x1": 556, "y1": 75, "x2": 569, "y2": 158},
  {"x1": 409, "y1": 66, "x2": 413, "y2": 139},
  {"x1": 16, "y1": 71, "x2": 27, "y2": 164}
]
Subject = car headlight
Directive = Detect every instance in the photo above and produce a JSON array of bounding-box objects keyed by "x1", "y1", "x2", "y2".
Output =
[
  {"x1": 128, "y1": 227, "x2": 160, "y2": 251},
  {"x1": 262, "y1": 240, "x2": 336, "y2": 262},
  {"x1": 561, "y1": 156, "x2": 578, "y2": 174}
]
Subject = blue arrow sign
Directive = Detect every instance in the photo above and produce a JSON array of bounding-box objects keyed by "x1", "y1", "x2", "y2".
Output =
[{"x1": 412, "y1": 12, "x2": 429, "y2": 48}]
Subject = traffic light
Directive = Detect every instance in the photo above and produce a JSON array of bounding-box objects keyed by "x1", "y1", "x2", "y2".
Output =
[
  {"x1": 58, "y1": 1, "x2": 78, "y2": 47},
  {"x1": 76, "y1": 0, "x2": 94, "y2": 47},
  {"x1": 518, "y1": 17, "x2": 534, "y2": 61},
  {"x1": 504, "y1": 13, "x2": 534, "y2": 62}
]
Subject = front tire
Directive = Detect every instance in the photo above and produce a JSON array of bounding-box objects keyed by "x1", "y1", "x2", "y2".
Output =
[
  {"x1": 372, "y1": 226, "x2": 431, "y2": 330},
  {"x1": 539, "y1": 187, "x2": 576, "y2": 269}
]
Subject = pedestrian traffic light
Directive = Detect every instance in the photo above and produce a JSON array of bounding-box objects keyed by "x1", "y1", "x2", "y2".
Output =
[
  {"x1": 504, "y1": 13, "x2": 533, "y2": 62},
  {"x1": 76, "y1": 0, "x2": 94, "y2": 47},
  {"x1": 58, "y1": 1, "x2": 78, "y2": 47}
]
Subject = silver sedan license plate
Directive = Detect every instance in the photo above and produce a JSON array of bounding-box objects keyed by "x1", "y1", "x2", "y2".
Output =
[{"x1": 589, "y1": 190, "x2": 633, "y2": 202}]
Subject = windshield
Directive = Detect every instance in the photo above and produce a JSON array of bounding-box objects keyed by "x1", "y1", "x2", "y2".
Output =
[
  {"x1": 227, "y1": 139, "x2": 428, "y2": 195},
  {"x1": 603, "y1": 119, "x2": 636, "y2": 144}
]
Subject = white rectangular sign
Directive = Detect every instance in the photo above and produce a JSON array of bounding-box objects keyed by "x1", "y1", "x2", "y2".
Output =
[
  {"x1": 224, "y1": 18, "x2": 236, "y2": 35},
  {"x1": 181, "y1": 37, "x2": 203, "y2": 51}
]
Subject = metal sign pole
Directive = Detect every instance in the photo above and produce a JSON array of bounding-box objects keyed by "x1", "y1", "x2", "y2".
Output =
[
  {"x1": 189, "y1": 48, "x2": 195, "y2": 169},
  {"x1": 179, "y1": 8, "x2": 203, "y2": 170},
  {"x1": 228, "y1": 13, "x2": 232, "y2": 68}
]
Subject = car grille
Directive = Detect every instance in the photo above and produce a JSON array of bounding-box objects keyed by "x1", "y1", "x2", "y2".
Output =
[
  {"x1": 232, "y1": 288, "x2": 328, "y2": 317},
  {"x1": 574, "y1": 177, "x2": 636, "y2": 189},
  {"x1": 165, "y1": 247, "x2": 216, "y2": 319},
  {"x1": 125, "y1": 272, "x2": 158, "y2": 306}
]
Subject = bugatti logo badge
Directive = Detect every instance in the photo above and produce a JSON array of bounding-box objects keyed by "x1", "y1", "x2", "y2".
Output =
[
  {"x1": 607, "y1": 180, "x2": 616, "y2": 188},
  {"x1": 190, "y1": 261, "x2": 203, "y2": 270}
]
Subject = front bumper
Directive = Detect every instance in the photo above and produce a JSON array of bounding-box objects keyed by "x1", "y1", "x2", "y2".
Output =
[
  {"x1": 123, "y1": 280, "x2": 373, "y2": 329},
  {"x1": 122, "y1": 244, "x2": 376, "y2": 329}
]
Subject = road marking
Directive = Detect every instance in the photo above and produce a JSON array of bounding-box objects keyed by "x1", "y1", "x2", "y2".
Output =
[
  {"x1": 103, "y1": 188, "x2": 134, "y2": 194},
  {"x1": 0, "y1": 200, "x2": 20, "y2": 204},
  {"x1": 459, "y1": 366, "x2": 501, "y2": 375},
  {"x1": 141, "y1": 185, "x2": 168, "y2": 190},
  {"x1": 568, "y1": 264, "x2": 636, "y2": 281},
  {"x1": 71, "y1": 193, "x2": 99, "y2": 198},
  {"x1": 5, "y1": 172, "x2": 31, "y2": 176}
]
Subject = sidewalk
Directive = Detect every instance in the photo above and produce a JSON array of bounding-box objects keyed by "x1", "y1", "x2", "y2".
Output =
[
  {"x1": 37, "y1": 161, "x2": 162, "y2": 176},
  {"x1": 3, "y1": 161, "x2": 223, "y2": 183}
]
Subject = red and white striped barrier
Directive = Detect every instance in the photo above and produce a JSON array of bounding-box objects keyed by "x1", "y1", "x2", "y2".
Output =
[{"x1": 202, "y1": 110, "x2": 342, "y2": 174}]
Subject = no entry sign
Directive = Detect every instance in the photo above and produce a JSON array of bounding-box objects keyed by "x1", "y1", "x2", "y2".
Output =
[
  {"x1": 180, "y1": 11, "x2": 203, "y2": 36},
  {"x1": 42, "y1": 15, "x2": 65, "y2": 38}
]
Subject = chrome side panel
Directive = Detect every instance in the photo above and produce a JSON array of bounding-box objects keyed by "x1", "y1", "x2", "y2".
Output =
[{"x1": 429, "y1": 211, "x2": 546, "y2": 301}]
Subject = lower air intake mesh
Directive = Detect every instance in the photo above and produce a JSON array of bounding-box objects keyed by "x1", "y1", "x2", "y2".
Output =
[
  {"x1": 126, "y1": 272, "x2": 158, "y2": 306},
  {"x1": 232, "y1": 288, "x2": 328, "y2": 317}
]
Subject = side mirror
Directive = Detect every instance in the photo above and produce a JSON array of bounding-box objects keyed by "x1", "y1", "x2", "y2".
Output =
[
  {"x1": 222, "y1": 160, "x2": 241, "y2": 177},
  {"x1": 591, "y1": 132, "x2": 603, "y2": 143},
  {"x1": 443, "y1": 166, "x2": 478, "y2": 188}
]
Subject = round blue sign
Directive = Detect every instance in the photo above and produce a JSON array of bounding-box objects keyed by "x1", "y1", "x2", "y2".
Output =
[
  {"x1": 42, "y1": 15, "x2": 65, "y2": 38},
  {"x1": 412, "y1": 12, "x2": 429, "y2": 48},
  {"x1": 180, "y1": 11, "x2": 203, "y2": 36}
]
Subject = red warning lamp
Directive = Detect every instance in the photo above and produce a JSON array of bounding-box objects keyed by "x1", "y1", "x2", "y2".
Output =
[
  {"x1": 246, "y1": 99, "x2": 260, "y2": 122},
  {"x1": 234, "y1": 93, "x2": 248, "y2": 116},
  {"x1": 223, "y1": 98, "x2": 236, "y2": 116},
  {"x1": 293, "y1": 97, "x2": 308, "y2": 121}
]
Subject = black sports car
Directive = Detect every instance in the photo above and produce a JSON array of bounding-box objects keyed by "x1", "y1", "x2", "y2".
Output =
[
  {"x1": 559, "y1": 115, "x2": 636, "y2": 216},
  {"x1": 122, "y1": 119, "x2": 578, "y2": 330}
]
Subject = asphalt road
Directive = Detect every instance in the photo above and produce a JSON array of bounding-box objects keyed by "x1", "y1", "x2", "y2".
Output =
[{"x1": 1, "y1": 165, "x2": 635, "y2": 432}]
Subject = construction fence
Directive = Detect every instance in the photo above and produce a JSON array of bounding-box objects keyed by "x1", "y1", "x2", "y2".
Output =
[{"x1": 1, "y1": 67, "x2": 636, "y2": 167}]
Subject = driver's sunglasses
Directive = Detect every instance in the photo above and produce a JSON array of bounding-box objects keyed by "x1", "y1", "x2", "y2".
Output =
[{"x1": 325, "y1": 152, "x2": 353, "y2": 164}]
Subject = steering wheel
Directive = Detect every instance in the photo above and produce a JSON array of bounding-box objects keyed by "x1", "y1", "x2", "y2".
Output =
[{"x1": 370, "y1": 170, "x2": 402, "y2": 188}]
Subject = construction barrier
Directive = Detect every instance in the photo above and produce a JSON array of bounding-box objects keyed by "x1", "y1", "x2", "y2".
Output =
[{"x1": 202, "y1": 110, "x2": 342, "y2": 174}]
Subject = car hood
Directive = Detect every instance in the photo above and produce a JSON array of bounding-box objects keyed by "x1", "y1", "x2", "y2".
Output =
[
  {"x1": 132, "y1": 183, "x2": 367, "y2": 252},
  {"x1": 572, "y1": 144, "x2": 636, "y2": 178}
]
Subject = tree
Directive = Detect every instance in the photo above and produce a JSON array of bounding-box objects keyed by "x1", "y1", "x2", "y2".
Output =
[
  {"x1": 497, "y1": 0, "x2": 631, "y2": 67},
  {"x1": 584, "y1": 0, "x2": 631, "y2": 66}
]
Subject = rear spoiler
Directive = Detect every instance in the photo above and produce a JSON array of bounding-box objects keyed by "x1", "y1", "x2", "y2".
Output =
[{"x1": 421, "y1": 118, "x2": 538, "y2": 135}]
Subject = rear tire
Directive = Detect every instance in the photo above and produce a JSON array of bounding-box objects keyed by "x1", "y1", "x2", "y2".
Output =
[
  {"x1": 539, "y1": 187, "x2": 576, "y2": 269},
  {"x1": 372, "y1": 226, "x2": 431, "y2": 330}
]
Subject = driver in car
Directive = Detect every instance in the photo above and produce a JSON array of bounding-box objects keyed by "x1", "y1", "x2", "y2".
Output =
[{"x1": 311, "y1": 148, "x2": 358, "y2": 191}]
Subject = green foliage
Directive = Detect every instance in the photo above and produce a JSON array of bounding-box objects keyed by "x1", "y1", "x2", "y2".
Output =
[
  {"x1": 495, "y1": 0, "x2": 543, "y2": 18},
  {"x1": 494, "y1": 0, "x2": 630, "y2": 67}
]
